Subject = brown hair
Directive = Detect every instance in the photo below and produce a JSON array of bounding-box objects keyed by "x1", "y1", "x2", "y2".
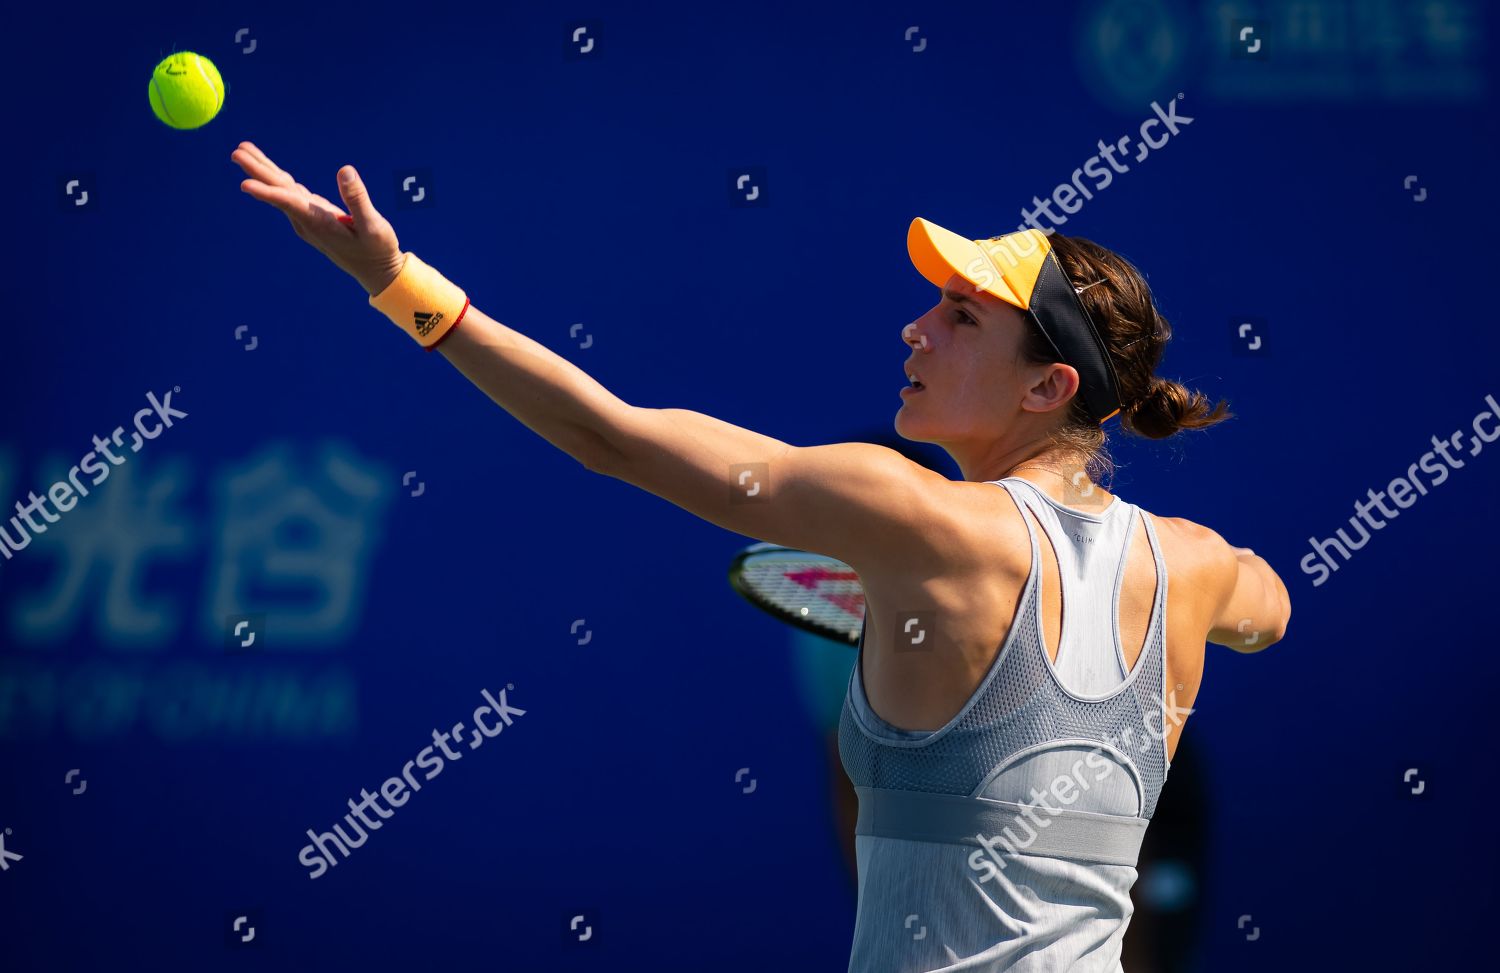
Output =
[{"x1": 1015, "y1": 233, "x2": 1232, "y2": 480}]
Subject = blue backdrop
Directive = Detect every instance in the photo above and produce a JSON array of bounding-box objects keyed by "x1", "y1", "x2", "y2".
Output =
[{"x1": 5, "y1": 0, "x2": 1498, "y2": 969}]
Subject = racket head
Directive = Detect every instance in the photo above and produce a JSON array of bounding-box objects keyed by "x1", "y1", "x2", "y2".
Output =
[{"x1": 727, "y1": 542, "x2": 865, "y2": 647}]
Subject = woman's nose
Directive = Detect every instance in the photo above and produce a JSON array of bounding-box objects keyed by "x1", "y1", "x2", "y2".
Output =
[{"x1": 902, "y1": 322, "x2": 929, "y2": 351}]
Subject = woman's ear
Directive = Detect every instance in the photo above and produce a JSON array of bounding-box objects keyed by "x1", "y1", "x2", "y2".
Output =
[{"x1": 1021, "y1": 363, "x2": 1081, "y2": 415}]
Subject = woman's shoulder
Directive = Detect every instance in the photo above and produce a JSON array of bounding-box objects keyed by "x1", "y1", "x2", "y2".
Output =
[
  {"x1": 1139, "y1": 509, "x2": 1231, "y2": 560},
  {"x1": 1133, "y1": 510, "x2": 1241, "y2": 615}
]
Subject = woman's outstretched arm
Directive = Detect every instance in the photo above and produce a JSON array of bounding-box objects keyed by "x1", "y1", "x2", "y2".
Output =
[
  {"x1": 233, "y1": 142, "x2": 955, "y2": 568},
  {"x1": 437, "y1": 306, "x2": 951, "y2": 564}
]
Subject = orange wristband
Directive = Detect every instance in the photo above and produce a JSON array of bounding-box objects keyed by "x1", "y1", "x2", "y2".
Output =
[{"x1": 368, "y1": 252, "x2": 470, "y2": 349}]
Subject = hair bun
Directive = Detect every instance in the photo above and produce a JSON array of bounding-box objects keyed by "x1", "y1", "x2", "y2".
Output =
[{"x1": 1122, "y1": 377, "x2": 1232, "y2": 439}]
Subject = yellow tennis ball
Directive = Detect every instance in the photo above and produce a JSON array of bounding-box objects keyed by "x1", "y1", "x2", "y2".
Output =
[{"x1": 148, "y1": 52, "x2": 225, "y2": 130}]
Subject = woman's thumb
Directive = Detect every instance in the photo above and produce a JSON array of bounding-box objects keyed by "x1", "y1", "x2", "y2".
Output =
[{"x1": 337, "y1": 165, "x2": 378, "y2": 226}]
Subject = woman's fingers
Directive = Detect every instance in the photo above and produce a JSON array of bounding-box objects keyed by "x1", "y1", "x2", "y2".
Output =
[
  {"x1": 231, "y1": 149, "x2": 282, "y2": 186},
  {"x1": 237, "y1": 141, "x2": 271, "y2": 164},
  {"x1": 240, "y1": 178, "x2": 301, "y2": 211},
  {"x1": 240, "y1": 176, "x2": 331, "y2": 215},
  {"x1": 232, "y1": 150, "x2": 284, "y2": 188},
  {"x1": 234, "y1": 142, "x2": 295, "y2": 187},
  {"x1": 242, "y1": 177, "x2": 351, "y2": 245},
  {"x1": 232, "y1": 147, "x2": 351, "y2": 227},
  {"x1": 335, "y1": 165, "x2": 380, "y2": 229}
]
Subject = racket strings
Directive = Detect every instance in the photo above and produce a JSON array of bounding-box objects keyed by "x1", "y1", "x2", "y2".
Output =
[{"x1": 737, "y1": 553, "x2": 866, "y2": 643}]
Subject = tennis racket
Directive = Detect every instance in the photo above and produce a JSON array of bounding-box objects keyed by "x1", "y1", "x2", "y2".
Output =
[{"x1": 727, "y1": 542, "x2": 865, "y2": 647}]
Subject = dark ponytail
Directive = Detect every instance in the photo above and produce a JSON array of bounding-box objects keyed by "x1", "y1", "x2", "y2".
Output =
[{"x1": 1121, "y1": 375, "x2": 1232, "y2": 440}]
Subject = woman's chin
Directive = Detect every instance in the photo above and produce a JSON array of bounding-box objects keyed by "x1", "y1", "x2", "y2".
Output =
[{"x1": 894, "y1": 408, "x2": 934, "y2": 441}]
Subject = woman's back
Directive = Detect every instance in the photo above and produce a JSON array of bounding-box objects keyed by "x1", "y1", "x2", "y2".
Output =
[
  {"x1": 853, "y1": 473, "x2": 1216, "y2": 762},
  {"x1": 839, "y1": 473, "x2": 1223, "y2": 972}
]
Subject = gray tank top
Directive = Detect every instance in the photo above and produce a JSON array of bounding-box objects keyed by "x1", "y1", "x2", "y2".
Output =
[{"x1": 837, "y1": 476, "x2": 1172, "y2": 972}]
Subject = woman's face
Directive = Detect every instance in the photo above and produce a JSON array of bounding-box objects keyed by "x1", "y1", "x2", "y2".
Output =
[{"x1": 896, "y1": 274, "x2": 1036, "y2": 446}]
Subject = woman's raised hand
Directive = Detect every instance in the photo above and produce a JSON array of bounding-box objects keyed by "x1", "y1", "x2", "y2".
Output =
[{"x1": 233, "y1": 141, "x2": 407, "y2": 296}]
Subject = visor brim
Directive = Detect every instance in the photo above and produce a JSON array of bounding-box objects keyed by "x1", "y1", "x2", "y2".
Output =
[{"x1": 908, "y1": 217, "x2": 1045, "y2": 310}]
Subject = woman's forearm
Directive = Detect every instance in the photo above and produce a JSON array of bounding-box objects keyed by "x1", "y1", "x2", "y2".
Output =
[{"x1": 435, "y1": 304, "x2": 634, "y2": 472}]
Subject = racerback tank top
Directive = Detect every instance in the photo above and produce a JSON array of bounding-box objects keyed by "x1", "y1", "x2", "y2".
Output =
[{"x1": 837, "y1": 476, "x2": 1173, "y2": 972}]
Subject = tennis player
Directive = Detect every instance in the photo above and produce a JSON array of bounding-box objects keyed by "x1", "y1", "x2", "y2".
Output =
[{"x1": 234, "y1": 142, "x2": 1291, "y2": 972}]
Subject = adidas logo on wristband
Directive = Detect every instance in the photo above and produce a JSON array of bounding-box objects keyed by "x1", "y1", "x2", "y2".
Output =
[{"x1": 369, "y1": 252, "x2": 467, "y2": 348}]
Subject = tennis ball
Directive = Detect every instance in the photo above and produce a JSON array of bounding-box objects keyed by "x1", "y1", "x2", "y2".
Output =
[{"x1": 148, "y1": 52, "x2": 225, "y2": 130}]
